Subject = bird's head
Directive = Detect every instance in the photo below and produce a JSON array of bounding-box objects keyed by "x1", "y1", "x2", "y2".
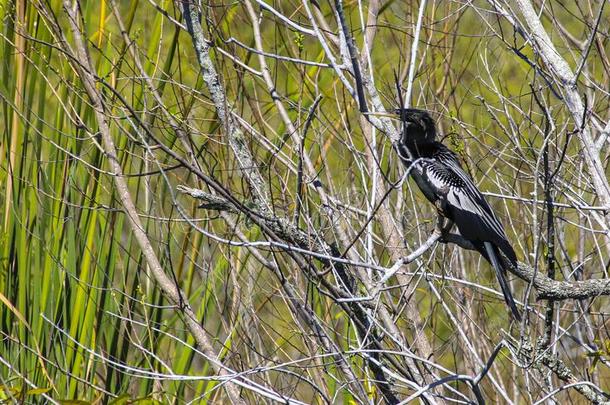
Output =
[{"x1": 394, "y1": 108, "x2": 437, "y2": 145}]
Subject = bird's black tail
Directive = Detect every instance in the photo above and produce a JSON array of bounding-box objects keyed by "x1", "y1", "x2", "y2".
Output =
[{"x1": 483, "y1": 242, "x2": 521, "y2": 321}]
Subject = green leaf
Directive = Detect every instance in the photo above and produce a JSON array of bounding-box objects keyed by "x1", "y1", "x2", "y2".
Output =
[
  {"x1": 108, "y1": 394, "x2": 131, "y2": 405},
  {"x1": 27, "y1": 387, "x2": 52, "y2": 395}
]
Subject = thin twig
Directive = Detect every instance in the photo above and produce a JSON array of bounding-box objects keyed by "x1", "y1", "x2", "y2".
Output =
[
  {"x1": 573, "y1": 0, "x2": 607, "y2": 83},
  {"x1": 334, "y1": 0, "x2": 368, "y2": 112},
  {"x1": 403, "y1": 0, "x2": 427, "y2": 107},
  {"x1": 294, "y1": 95, "x2": 322, "y2": 225}
]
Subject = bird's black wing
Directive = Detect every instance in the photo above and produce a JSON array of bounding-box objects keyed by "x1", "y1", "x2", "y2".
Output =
[{"x1": 421, "y1": 146, "x2": 516, "y2": 264}]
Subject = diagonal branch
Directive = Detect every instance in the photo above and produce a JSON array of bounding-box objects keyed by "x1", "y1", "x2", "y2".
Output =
[{"x1": 179, "y1": 0, "x2": 271, "y2": 213}]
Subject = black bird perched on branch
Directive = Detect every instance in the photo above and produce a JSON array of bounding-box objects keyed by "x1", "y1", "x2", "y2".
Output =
[{"x1": 395, "y1": 108, "x2": 521, "y2": 320}]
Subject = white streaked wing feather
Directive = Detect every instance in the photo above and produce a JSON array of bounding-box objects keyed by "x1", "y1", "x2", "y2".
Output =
[
  {"x1": 423, "y1": 158, "x2": 508, "y2": 239},
  {"x1": 445, "y1": 160, "x2": 508, "y2": 238}
]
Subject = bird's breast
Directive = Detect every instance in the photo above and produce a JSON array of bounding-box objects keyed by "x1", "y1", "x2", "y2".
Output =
[{"x1": 411, "y1": 164, "x2": 440, "y2": 204}]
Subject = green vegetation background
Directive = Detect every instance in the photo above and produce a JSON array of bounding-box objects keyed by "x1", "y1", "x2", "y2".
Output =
[{"x1": 1, "y1": 0, "x2": 609, "y2": 402}]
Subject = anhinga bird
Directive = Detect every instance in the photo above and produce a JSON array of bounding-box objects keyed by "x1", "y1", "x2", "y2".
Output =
[{"x1": 395, "y1": 108, "x2": 521, "y2": 320}]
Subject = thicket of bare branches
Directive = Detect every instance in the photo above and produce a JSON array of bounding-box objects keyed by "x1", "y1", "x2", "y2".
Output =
[{"x1": 3, "y1": 0, "x2": 610, "y2": 403}]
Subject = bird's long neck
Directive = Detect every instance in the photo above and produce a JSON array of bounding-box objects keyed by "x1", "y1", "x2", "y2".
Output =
[{"x1": 402, "y1": 139, "x2": 439, "y2": 159}]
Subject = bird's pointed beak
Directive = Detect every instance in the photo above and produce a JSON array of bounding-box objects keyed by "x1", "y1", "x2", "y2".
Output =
[{"x1": 363, "y1": 111, "x2": 403, "y2": 120}]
